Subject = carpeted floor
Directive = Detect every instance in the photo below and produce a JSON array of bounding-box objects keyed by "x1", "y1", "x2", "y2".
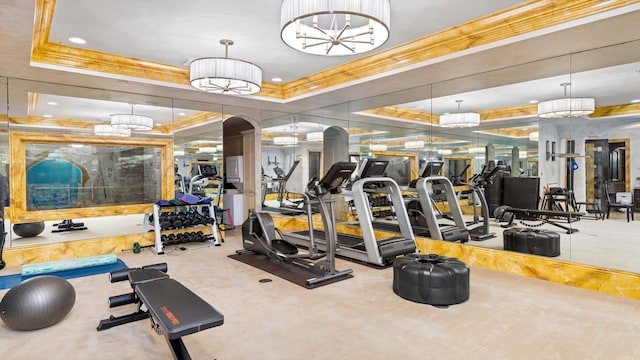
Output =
[{"x1": 1, "y1": 228, "x2": 639, "y2": 359}]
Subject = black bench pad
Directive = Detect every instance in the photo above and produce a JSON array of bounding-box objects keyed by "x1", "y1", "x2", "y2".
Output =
[{"x1": 135, "y1": 278, "x2": 224, "y2": 340}]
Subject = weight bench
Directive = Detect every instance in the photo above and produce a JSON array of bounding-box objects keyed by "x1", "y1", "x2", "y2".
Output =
[
  {"x1": 498, "y1": 207, "x2": 583, "y2": 234},
  {"x1": 97, "y1": 263, "x2": 224, "y2": 360}
]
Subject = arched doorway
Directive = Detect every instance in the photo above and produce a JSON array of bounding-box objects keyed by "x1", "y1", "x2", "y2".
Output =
[{"x1": 223, "y1": 116, "x2": 260, "y2": 224}]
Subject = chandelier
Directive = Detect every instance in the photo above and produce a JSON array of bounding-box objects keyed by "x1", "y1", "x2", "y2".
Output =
[
  {"x1": 538, "y1": 83, "x2": 595, "y2": 118},
  {"x1": 110, "y1": 104, "x2": 153, "y2": 131},
  {"x1": 404, "y1": 140, "x2": 424, "y2": 149},
  {"x1": 369, "y1": 144, "x2": 387, "y2": 151},
  {"x1": 273, "y1": 136, "x2": 299, "y2": 145},
  {"x1": 306, "y1": 132, "x2": 323, "y2": 141},
  {"x1": 190, "y1": 39, "x2": 262, "y2": 95},
  {"x1": 198, "y1": 147, "x2": 217, "y2": 153},
  {"x1": 94, "y1": 124, "x2": 131, "y2": 137},
  {"x1": 439, "y1": 100, "x2": 480, "y2": 128},
  {"x1": 280, "y1": 0, "x2": 391, "y2": 56}
]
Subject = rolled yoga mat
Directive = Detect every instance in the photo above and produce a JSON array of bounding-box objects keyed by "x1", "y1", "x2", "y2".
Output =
[{"x1": 21, "y1": 254, "x2": 118, "y2": 276}]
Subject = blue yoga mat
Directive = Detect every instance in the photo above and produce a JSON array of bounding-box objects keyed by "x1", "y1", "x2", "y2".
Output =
[{"x1": 0, "y1": 259, "x2": 128, "y2": 290}]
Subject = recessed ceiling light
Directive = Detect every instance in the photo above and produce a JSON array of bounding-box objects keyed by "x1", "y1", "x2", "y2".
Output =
[
  {"x1": 68, "y1": 37, "x2": 87, "y2": 44},
  {"x1": 47, "y1": 101, "x2": 58, "y2": 106},
  {"x1": 178, "y1": 112, "x2": 186, "y2": 116},
  {"x1": 43, "y1": 114, "x2": 53, "y2": 118},
  {"x1": 396, "y1": 59, "x2": 409, "y2": 64},
  {"x1": 529, "y1": 100, "x2": 539, "y2": 104},
  {"x1": 309, "y1": 85, "x2": 318, "y2": 89},
  {"x1": 271, "y1": 77, "x2": 283, "y2": 82},
  {"x1": 631, "y1": 99, "x2": 640, "y2": 104}
]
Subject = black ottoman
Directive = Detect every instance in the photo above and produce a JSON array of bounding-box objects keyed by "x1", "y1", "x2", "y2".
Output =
[
  {"x1": 503, "y1": 228, "x2": 560, "y2": 257},
  {"x1": 393, "y1": 253, "x2": 470, "y2": 306}
]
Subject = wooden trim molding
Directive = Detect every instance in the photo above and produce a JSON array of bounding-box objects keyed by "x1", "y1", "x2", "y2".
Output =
[{"x1": 9, "y1": 131, "x2": 174, "y2": 223}]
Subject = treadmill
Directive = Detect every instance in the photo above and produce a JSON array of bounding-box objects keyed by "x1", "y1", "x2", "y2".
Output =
[
  {"x1": 375, "y1": 161, "x2": 469, "y2": 243},
  {"x1": 283, "y1": 159, "x2": 417, "y2": 266},
  {"x1": 414, "y1": 176, "x2": 469, "y2": 242}
]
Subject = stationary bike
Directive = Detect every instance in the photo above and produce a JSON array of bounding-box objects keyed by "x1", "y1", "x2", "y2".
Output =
[{"x1": 240, "y1": 161, "x2": 356, "y2": 286}]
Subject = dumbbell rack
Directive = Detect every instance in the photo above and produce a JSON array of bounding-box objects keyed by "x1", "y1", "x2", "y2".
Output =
[{"x1": 147, "y1": 203, "x2": 221, "y2": 255}]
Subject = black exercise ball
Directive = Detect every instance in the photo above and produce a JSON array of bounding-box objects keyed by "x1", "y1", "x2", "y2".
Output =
[
  {"x1": 0, "y1": 275, "x2": 76, "y2": 331},
  {"x1": 13, "y1": 222, "x2": 45, "y2": 238}
]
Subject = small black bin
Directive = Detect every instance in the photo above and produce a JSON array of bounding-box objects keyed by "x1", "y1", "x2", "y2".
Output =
[
  {"x1": 393, "y1": 253, "x2": 470, "y2": 306},
  {"x1": 503, "y1": 227, "x2": 560, "y2": 257}
]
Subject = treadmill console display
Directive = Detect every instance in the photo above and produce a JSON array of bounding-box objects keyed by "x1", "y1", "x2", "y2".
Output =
[
  {"x1": 421, "y1": 161, "x2": 444, "y2": 177},
  {"x1": 359, "y1": 159, "x2": 389, "y2": 178},
  {"x1": 319, "y1": 162, "x2": 357, "y2": 193}
]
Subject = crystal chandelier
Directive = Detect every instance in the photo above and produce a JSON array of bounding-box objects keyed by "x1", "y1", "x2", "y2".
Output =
[
  {"x1": 280, "y1": 0, "x2": 391, "y2": 56},
  {"x1": 190, "y1": 39, "x2": 262, "y2": 95}
]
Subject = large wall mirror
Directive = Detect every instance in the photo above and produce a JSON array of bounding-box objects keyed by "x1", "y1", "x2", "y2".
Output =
[
  {"x1": 275, "y1": 37, "x2": 640, "y2": 276},
  {"x1": 3, "y1": 79, "x2": 226, "y2": 248},
  {"x1": 3, "y1": 33, "x2": 640, "y2": 280}
]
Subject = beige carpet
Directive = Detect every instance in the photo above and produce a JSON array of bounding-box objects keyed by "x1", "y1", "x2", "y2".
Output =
[{"x1": 1, "y1": 229, "x2": 639, "y2": 359}]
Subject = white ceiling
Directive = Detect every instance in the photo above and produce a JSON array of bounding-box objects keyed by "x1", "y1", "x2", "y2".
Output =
[
  {"x1": 2, "y1": 0, "x2": 640, "y2": 143},
  {"x1": 48, "y1": 0, "x2": 529, "y2": 83}
]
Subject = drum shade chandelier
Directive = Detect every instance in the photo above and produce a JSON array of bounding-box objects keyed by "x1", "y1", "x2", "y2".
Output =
[
  {"x1": 190, "y1": 39, "x2": 262, "y2": 95},
  {"x1": 273, "y1": 136, "x2": 299, "y2": 145},
  {"x1": 94, "y1": 124, "x2": 131, "y2": 137},
  {"x1": 369, "y1": 144, "x2": 387, "y2": 151},
  {"x1": 537, "y1": 83, "x2": 595, "y2": 118},
  {"x1": 110, "y1": 104, "x2": 153, "y2": 131},
  {"x1": 280, "y1": 0, "x2": 391, "y2": 56},
  {"x1": 306, "y1": 131, "x2": 324, "y2": 141},
  {"x1": 404, "y1": 140, "x2": 424, "y2": 149},
  {"x1": 439, "y1": 100, "x2": 480, "y2": 128}
]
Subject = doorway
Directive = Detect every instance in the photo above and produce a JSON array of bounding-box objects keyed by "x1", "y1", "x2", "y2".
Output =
[
  {"x1": 223, "y1": 116, "x2": 258, "y2": 224},
  {"x1": 584, "y1": 138, "x2": 630, "y2": 212}
]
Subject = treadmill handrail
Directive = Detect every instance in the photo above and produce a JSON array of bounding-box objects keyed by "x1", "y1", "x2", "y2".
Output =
[
  {"x1": 351, "y1": 176, "x2": 416, "y2": 264},
  {"x1": 415, "y1": 176, "x2": 468, "y2": 241}
]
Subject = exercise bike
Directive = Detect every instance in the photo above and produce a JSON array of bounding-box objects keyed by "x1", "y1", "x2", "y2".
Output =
[{"x1": 239, "y1": 161, "x2": 356, "y2": 287}]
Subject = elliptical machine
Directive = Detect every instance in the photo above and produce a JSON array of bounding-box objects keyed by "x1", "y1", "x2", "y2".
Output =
[
  {"x1": 240, "y1": 161, "x2": 356, "y2": 286},
  {"x1": 463, "y1": 165, "x2": 502, "y2": 241}
]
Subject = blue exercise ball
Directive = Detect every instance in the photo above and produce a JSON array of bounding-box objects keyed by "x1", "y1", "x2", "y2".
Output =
[
  {"x1": 13, "y1": 222, "x2": 46, "y2": 238},
  {"x1": 0, "y1": 275, "x2": 76, "y2": 331}
]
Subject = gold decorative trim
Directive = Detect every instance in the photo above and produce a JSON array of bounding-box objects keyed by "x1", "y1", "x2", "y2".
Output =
[
  {"x1": 589, "y1": 103, "x2": 640, "y2": 118},
  {"x1": 9, "y1": 131, "x2": 174, "y2": 223},
  {"x1": 361, "y1": 107, "x2": 437, "y2": 124},
  {"x1": 31, "y1": 0, "x2": 640, "y2": 101},
  {"x1": 417, "y1": 238, "x2": 640, "y2": 300},
  {"x1": 172, "y1": 111, "x2": 224, "y2": 132}
]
